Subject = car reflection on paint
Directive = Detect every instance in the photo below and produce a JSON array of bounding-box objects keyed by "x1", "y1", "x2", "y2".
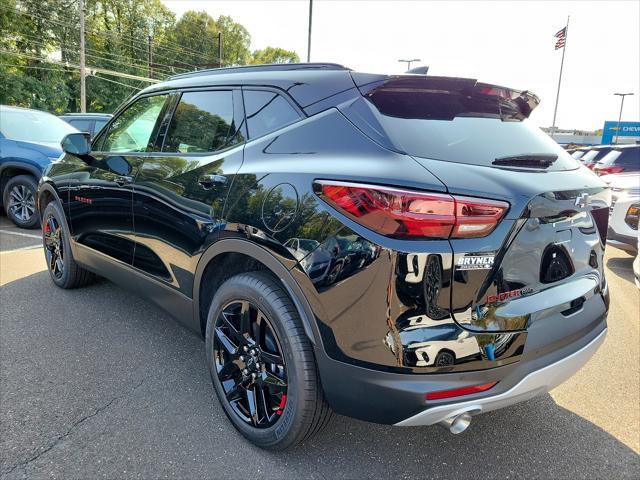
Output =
[
  {"x1": 384, "y1": 312, "x2": 518, "y2": 368},
  {"x1": 384, "y1": 315, "x2": 480, "y2": 367},
  {"x1": 321, "y1": 235, "x2": 378, "y2": 285},
  {"x1": 284, "y1": 237, "x2": 332, "y2": 284}
]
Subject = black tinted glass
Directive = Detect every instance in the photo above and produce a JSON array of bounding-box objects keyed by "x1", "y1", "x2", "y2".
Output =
[
  {"x1": 244, "y1": 90, "x2": 300, "y2": 139},
  {"x1": 163, "y1": 91, "x2": 236, "y2": 153},
  {"x1": 343, "y1": 97, "x2": 580, "y2": 171}
]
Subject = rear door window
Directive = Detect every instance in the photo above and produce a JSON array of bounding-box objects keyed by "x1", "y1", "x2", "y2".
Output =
[
  {"x1": 243, "y1": 90, "x2": 301, "y2": 139},
  {"x1": 162, "y1": 91, "x2": 238, "y2": 153}
]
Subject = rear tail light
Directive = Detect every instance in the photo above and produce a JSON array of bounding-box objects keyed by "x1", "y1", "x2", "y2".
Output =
[
  {"x1": 597, "y1": 165, "x2": 624, "y2": 175},
  {"x1": 315, "y1": 181, "x2": 509, "y2": 239},
  {"x1": 426, "y1": 381, "x2": 497, "y2": 400}
]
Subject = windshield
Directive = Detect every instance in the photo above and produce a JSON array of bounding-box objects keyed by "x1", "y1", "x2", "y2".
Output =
[
  {"x1": 298, "y1": 239, "x2": 319, "y2": 251},
  {"x1": 0, "y1": 108, "x2": 77, "y2": 143}
]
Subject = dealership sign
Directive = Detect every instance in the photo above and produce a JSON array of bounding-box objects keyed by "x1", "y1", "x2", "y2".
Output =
[{"x1": 601, "y1": 121, "x2": 640, "y2": 144}]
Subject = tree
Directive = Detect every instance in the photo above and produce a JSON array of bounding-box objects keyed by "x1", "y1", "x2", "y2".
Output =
[
  {"x1": 0, "y1": 1, "x2": 298, "y2": 113},
  {"x1": 251, "y1": 46, "x2": 299, "y2": 64}
]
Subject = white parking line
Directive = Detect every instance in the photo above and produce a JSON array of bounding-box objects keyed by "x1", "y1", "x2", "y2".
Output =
[
  {"x1": 0, "y1": 245, "x2": 42, "y2": 254},
  {"x1": 0, "y1": 229, "x2": 42, "y2": 239}
]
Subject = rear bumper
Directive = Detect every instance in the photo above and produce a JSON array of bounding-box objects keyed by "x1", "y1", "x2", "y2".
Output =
[
  {"x1": 315, "y1": 311, "x2": 607, "y2": 425},
  {"x1": 394, "y1": 327, "x2": 606, "y2": 426},
  {"x1": 607, "y1": 227, "x2": 638, "y2": 253}
]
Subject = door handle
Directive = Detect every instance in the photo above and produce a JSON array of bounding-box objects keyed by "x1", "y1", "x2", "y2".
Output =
[
  {"x1": 198, "y1": 174, "x2": 227, "y2": 189},
  {"x1": 114, "y1": 175, "x2": 133, "y2": 186}
]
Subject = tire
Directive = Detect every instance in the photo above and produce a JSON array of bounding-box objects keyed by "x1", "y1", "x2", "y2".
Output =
[
  {"x1": 435, "y1": 350, "x2": 455, "y2": 367},
  {"x1": 3, "y1": 175, "x2": 39, "y2": 228},
  {"x1": 205, "y1": 271, "x2": 332, "y2": 450},
  {"x1": 41, "y1": 201, "x2": 96, "y2": 289}
]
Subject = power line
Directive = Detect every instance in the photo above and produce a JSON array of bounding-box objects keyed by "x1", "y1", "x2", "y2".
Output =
[
  {"x1": 10, "y1": 31, "x2": 182, "y2": 75},
  {"x1": 89, "y1": 74, "x2": 142, "y2": 91},
  {"x1": 1, "y1": 3, "x2": 211, "y2": 66},
  {"x1": 0, "y1": 49, "x2": 160, "y2": 83},
  {"x1": 11, "y1": 36, "x2": 173, "y2": 78},
  {"x1": 0, "y1": 62, "x2": 72, "y2": 73}
]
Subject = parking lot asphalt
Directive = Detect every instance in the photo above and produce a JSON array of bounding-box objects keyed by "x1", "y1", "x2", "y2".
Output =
[{"x1": 1, "y1": 214, "x2": 638, "y2": 479}]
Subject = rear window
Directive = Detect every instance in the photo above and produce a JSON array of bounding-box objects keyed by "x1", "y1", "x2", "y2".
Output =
[{"x1": 343, "y1": 97, "x2": 579, "y2": 170}]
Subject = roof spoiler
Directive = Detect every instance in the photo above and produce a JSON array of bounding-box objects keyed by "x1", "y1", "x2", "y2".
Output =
[{"x1": 350, "y1": 73, "x2": 540, "y2": 119}]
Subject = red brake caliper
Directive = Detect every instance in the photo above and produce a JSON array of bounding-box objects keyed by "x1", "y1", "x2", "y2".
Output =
[
  {"x1": 44, "y1": 222, "x2": 50, "y2": 234},
  {"x1": 276, "y1": 394, "x2": 287, "y2": 415}
]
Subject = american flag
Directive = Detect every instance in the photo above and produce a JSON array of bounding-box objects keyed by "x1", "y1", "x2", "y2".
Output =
[{"x1": 555, "y1": 27, "x2": 567, "y2": 50}]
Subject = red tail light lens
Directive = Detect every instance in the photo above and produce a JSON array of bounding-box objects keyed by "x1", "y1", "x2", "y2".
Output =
[{"x1": 316, "y1": 181, "x2": 508, "y2": 239}]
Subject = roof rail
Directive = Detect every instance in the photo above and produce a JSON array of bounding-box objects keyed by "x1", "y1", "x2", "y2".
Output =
[{"x1": 168, "y1": 62, "x2": 349, "y2": 81}]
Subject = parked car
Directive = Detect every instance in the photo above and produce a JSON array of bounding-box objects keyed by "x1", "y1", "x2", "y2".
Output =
[
  {"x1": 0, "y1": 105, "x2": 78, "y2": 227},
  {"x1": 601, "y1": 173, "x2": 639, "y2": 254},
  {"x1": 570, "y1": 147, "x2": 590, "y2": 161},
  {"x1": 38, "y1": 63, "x2": 610, "y2": 450},
  {"x1": 593, "y1": 144, "x2": 640, "y2": 175},
  {"x1": 634, "y1": 238, "x2": 640, "y2": 289},
  {"x1": 579, "y1": 145, "x2": 615, "y2": 169},
  {"x1": 284, "y1": 238, "x2": 332, "y2": 284},
  {"x1": 59, "y1": 113, "x2": 112, "y2": 138}
]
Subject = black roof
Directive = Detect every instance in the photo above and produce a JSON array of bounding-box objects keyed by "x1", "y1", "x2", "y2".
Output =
[
  {"x1": 167, "y1": 62, "x2": 349, "y2": 81},
  {"x1": 142, "y1": 63, "x2": 357, "y2": 109}
]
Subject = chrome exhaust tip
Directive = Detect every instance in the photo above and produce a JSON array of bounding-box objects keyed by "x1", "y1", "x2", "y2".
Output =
[{"x1": 438, "y1": 412, "x2": 472, "y2": 434}]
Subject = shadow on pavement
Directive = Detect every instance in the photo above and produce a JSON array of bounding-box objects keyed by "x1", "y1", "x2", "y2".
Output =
[
  {"x1": 606, "y1": 253, "x2": 636, "y2": 284},
  {"x1": 1, "y1": 271, "x2": 639, "y2": 479}
]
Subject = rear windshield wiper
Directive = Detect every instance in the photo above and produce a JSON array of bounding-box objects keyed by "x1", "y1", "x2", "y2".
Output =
[{"x1": 492, "y1": 154, "x2": 558, "y2": 168}]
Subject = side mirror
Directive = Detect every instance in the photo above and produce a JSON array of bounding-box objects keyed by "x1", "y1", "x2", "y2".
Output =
[{"x1": 61, "y1": 132, "x2": 91, "y2": 156}]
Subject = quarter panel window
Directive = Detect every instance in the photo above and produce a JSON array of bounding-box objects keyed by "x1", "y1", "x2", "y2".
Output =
[
  {"x1": 163, "y1": 91, "x2": 237, "y2": 153},
  {"x1": 243, "y1": 90, "x2": 301, "y2": 139},
  {"x1": 102, "y1": 95, "x2": 168, "y2": 153}
]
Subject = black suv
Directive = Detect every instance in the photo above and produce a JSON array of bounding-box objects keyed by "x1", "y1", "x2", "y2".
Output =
[{"x1": 38, "y1": 63, "x2": 610, "y2": 450}]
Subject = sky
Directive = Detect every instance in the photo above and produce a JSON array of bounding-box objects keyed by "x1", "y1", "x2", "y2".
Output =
[{"x1": 162, "y1": 0, "x2": 639, "y2": 131}]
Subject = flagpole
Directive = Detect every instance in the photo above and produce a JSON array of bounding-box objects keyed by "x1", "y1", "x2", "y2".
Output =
[{"x1": 551, "y1": 16, "x2": 570, "y2": 138}]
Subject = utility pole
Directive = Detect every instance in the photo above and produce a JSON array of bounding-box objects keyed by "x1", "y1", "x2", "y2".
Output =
[
  {"x1": 148, "y1": 35, "x2": 153, "y2": 78},
  {"x1": 307, "y1": 0, "x2": 313, "y2": 62},
  {"x1": 613, "y1": 92, "x2": 634, "y2": 144},
  {"x1": 398, "y1": 58, "x2": 420, "y2": 70},
  {"x1": 79, "y1": 0, "x2": 86, "y2": 112},
  {"x1": 217, "y1": 31, "x2": 222, "y2": 67}
]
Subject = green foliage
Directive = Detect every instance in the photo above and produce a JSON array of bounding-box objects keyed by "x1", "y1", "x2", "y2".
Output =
[
  {"x1": 251, "y1": 46, "x2": 299, "y2": 64},
  {"x1": 0, "y1": 0, "x2": 300, "y2": 114}
]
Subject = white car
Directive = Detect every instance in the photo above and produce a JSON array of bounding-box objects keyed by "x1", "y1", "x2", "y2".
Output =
[
  {"x1": 634, "y1": 237, "x2": 640, "y2": 288},
  {"x1": 601, "y1": 173, "x2": 639, "y2": 255}
]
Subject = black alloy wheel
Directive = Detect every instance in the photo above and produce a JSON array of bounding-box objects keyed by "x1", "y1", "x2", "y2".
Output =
[
  {"x1": 206, "y1": 272, "x2": 332, "y2": 450},
  {"x1": 41, "y1": 201, "x2": 96, "y2": 289},
  {"x1": 43, "y1": 214, "x2": 64, "y2": 279},
  {"x1": 213, "y1": 300, "x2": 288, "y2": 428}
]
